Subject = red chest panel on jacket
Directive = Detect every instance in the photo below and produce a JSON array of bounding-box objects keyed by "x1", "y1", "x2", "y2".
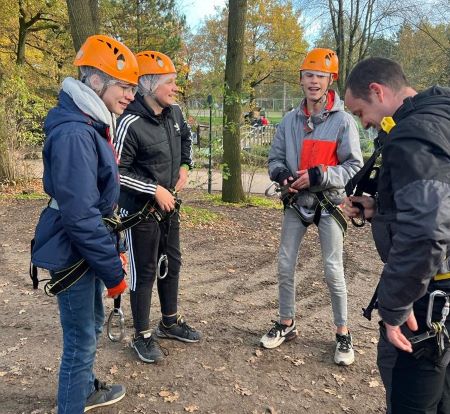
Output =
[{"x1": 299, "y1": 139, "x2": 338, "y2": 170}]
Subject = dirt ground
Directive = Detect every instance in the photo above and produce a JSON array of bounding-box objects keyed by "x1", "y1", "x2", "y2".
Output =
[{"x1": 0, "y1": 189, "x2": 386, "y2": 414}]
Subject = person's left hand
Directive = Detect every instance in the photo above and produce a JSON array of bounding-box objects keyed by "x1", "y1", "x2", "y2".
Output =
[
  {"x1": 290, "y1": 169, "x2": 310, "y2": 190},
  {"x1": 385, "y1": 311, "x2": 418, "y2": 353},
  {"x1": 175, "y1": 167, "x2": 189, "y2": 192}
]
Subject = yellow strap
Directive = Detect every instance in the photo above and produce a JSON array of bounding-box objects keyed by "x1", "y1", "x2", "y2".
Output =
[{"x1": 434, "y1": 272, "x2": 450, "y2": 281}]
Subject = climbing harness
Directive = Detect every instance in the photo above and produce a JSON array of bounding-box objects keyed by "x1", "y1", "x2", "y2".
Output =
[
  {"x1": 265, "y1": 180, "x2": 347, "y2": 234},
  {"x1": 30, "y1": 197, "x2": 177, "y2": 296}
]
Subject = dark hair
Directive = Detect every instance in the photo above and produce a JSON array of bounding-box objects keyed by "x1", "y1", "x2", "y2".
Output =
[{"x1": 345, "y1": 57, "x2": 409, "y2": 101}]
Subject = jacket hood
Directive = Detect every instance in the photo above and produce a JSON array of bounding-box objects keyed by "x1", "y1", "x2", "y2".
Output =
[
  {"x1": 44, "y1": 90, "x2": 109, "y2": 138},
  {"x1": 123, "y1": 93, "x2": 172, "y2": 124},
  {"x1": 394, "y1": 86, "x2": 450, "y2": 123}
]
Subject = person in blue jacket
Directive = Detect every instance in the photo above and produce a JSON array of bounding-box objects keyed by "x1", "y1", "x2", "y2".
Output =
[{"x1": 31, "y1": 35, "x2": 138, "y2": 414}]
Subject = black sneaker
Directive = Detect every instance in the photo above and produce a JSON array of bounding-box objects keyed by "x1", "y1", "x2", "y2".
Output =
[
  {"x1": 156, "y1": 315, "x2": 201, "y2": 343},
  {"x1": 131, "y1": 332, "x2": 165, "y2": 363},
  {"x1": 260, "y1": 320, "x2": 298, "y2": 349},
  {"x1": 84, "y1": 379, "x2": 125, "y2": 412}
]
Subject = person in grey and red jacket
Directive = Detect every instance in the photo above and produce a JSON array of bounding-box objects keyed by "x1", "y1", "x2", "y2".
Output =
[
  {"x1": 260, "y1": 48, "x2": 362, "y2": 367},
  {"x1": 115, "y1": 50, "x2": 199, "y2": 364}
]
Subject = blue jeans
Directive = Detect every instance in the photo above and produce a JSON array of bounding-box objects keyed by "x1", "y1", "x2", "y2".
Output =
[
  {"x1": 278, "y1": 207, "x2": 348, "y2": 327},
  {"x1": 56, "y1": 269, "x2": 105, "y2": 414}
]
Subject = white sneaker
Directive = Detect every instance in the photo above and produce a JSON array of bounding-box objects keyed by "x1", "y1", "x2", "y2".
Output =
[
  {"x1": 334, "y1": 332, "x2": 355, "y2": 366},
  {"x1": 260, "y1": 320, "x2": 298, "y2": 349}
]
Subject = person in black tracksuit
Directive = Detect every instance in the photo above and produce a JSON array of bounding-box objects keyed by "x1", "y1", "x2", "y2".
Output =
[
  {"x1": 344, "y1": 57, "x2": 450, "y2": 413},
  {"x1": 115, "y1": 50, "x2": 200, "y2": 363}
]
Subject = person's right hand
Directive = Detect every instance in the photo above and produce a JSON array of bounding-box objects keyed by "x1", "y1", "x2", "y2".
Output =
[
  {"x1": 342, "y1": 195, "x2": 376, "y2": 219},
  {"x1": 155, "y1": 185, "x2": 176, "y2": 212}
]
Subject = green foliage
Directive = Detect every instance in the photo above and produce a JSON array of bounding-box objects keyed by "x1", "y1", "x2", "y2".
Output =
[
  {"x1": 1, "y1": 69, "x2": 50, "y2": 145},
  {"x1": 101, "y1": 0, "x2": 186, "y2": 55},
  {"x1": 203, "y1": 193, "x2": 282, "y2": 209},
  {"x1": 180, "y1": 205, "x2": 221, "y2": 225}
]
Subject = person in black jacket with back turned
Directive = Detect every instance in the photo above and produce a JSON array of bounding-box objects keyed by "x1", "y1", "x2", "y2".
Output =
[
  {"x1": 115, "y1": 51, "x2": 200, "y2": 364},
  {"x1": 343, "y1": 57, "x2": 450, "y2": 414}
]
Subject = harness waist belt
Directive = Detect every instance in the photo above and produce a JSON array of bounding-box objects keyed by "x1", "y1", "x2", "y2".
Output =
[{"x1": 434, "y1": 273, "x2": 450, "y2": 281}]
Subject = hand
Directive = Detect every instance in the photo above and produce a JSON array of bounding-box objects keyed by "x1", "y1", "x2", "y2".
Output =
[
  {"x1": 175, "y1": 167, "x2": 189, "y2": 192},
  {"x1": 342, "y1": 195, "x2": 376, "y2": 219},
  {"x1": 290, "y1": 170, "x2": 310, "y2": 191},
  {"x1": 106, "y1": 278, "x2": 127, "y2": 299},
  {"x1": 385, "y1": 311, "x2": 418, "y2": 353},
  {"x1": 155, "y1": 185, "x2": 176, "y2": 212}
]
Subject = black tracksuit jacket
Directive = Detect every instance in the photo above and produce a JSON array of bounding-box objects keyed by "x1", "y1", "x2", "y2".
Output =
[
  {"x1": 372, "y1": 86, "x2": 450, "y2": 326},
  {"x1": 115, "y1": 94, "x2": 193, "y2": 214}
]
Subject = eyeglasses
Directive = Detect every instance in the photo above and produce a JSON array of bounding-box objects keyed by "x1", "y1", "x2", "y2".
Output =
[{"x1": 108, "y1": 81, "x2": 138, "y2": 96}]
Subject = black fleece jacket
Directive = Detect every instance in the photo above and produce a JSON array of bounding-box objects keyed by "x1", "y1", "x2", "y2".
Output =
[
  {"x1": 372, "y1": 86, "x2": 450, "y2": 326},
  {"x1": 115, "y1": 94, "x2": 193, "y2": 214}
]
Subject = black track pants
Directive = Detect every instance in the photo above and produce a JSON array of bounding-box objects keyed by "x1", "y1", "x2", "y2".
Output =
[{"x1": 125, "y1": 214, "x2": 181, "y2": 334}]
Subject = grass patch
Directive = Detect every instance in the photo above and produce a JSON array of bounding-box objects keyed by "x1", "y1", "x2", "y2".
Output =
[
  {"x1": 181, "y1": 205, "x2": 222, "y2": 226},
  {"x1": 12, "y1": 192, "x2": 47, "y2": 200},
  {"x1": 203, "y1": 193, "x2": 282, "y2": 209}
]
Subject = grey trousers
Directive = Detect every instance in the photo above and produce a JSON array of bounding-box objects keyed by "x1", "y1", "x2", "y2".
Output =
[{"x1": 277, "y1": 207, "x2": 348, "y2": 327}]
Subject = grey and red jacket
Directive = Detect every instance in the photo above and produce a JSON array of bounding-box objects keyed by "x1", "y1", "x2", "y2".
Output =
[
  {"x1": 115, "y1": 93, "x2": 193, "y2": 215},
  {"x1": 372, "y1": 86, "x2": 450, "y2": 326},
  {"x1": 268, "y1": 90, "x2": 363, "y2": 208}
]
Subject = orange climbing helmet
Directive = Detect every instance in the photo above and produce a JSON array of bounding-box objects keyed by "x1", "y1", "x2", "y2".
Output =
[
  {"x1": 300, "y1": 48, "x2": 339, "y2": 80},
  {"x1": 136, "y1": 51, "x2": 176, "y2": 76},
  {"x1": 74, "y1": 34, "x2": 139, "y2": 85}
]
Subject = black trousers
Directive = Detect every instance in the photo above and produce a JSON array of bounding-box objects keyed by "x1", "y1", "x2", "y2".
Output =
[
  {"x1": 377, "y1": 294, "x2": 450, "y2": 414},
  {"x1": 125, "y1": 214, "x2": 181, "y2": 333}
]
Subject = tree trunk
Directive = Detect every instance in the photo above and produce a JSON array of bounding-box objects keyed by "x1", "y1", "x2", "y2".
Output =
[
  {"x1": 222, "y1": 0, "x2": 247, "y2": 203},
  {"x1": 66, "y1": 0, "x2": 99, "y2": 52}
]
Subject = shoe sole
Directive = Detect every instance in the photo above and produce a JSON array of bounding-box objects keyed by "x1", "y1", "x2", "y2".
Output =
[
  {"x1": 155, "y1": 327, "x2": 200, "y2": 343},
  {"x1": 84, "y1": 391, "x2": 125, "y2": 412},
  {"x1": 132, "y1": 343, "x2": 164, "y2": 363},
  {"x1": 260, "y1": 329, "x2": 298, "y2": 349},
  {"x1": 334, "y1": 356, "x2": 355, "y2": 366}
]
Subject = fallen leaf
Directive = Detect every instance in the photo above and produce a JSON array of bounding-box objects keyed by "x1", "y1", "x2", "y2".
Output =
[
  {"x1": 254, "y1": 349, "x2": 263, "y2": 357},
  {"x1": 332, "y1": 373, "x2": 345, "y2": 386},
  {"x1": 370, "y1": 337, "x2": 378, "y2": 344},
  {"x1": 137, "y1": 393, "x2": 145, "y2": 398},
  {"x1": 110, "y1": 365, "x2": 118, "y2": 375},
  {"x1": 303, "y1": 389, "x2": 314, "y2": 398},
  {"x1": 184, "y1": 405, "x2": 199, "y2": 412},
  {"x1": 158, "y1": 390, "x2": 171, "y2": 397},
  {"x1": 19, "y1": 309, "x2": 26, "y2": 314},
  {"x1": 368, "y1": 380, "x2": 380, "y2": 388},
  {"x1": 323, "y1": 388, "x2": 337, "y2": 395}
]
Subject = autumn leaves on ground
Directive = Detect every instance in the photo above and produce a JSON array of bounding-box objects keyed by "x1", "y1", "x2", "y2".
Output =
[{"x1": 1, "y1": 187, "x2": 385, "y2": 414}]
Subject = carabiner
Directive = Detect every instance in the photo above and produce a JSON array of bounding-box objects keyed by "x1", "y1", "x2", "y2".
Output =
[
  {"x1": 265, "y1": 182, "x2": 280, "y2": 197},
  {"x1": 157, "y1": 254, "x2": 169, "y2": 280},
  {"x1": 107, "y1": 307, "x2": 125, "y2": 342},
  {"x1": 426, "y1": 290, "x2": 449, "y2": 330}
]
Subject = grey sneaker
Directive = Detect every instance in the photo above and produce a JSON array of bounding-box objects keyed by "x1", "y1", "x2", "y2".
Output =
[
  {"x1": 156, "y1": 315, "x2": 201, "y2": 342},
  {"x1": 260, "y1": 320, "x2": 298, "y2": 349},
  {"x1": 334, "y1": 332, "x2": 355, "y2": 366},
  {"x1": 132, "y1": 332, "x2": 165, "y2": 363},
  {"x1": 84, "y1": 379, "x2": 125, "y2": 412}
]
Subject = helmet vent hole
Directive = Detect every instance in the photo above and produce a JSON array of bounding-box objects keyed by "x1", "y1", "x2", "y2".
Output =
[
  {"x1": 113, "y1": 47, "x2": 119, "y2": 55},
  {"x1": 116, "y1": 54, "x2": 125, "y2": 70}
]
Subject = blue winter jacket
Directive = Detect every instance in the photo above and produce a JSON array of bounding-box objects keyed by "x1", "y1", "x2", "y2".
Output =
[{"x1": 32, "y1": 91, "x2": 124, "y2": 289}]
